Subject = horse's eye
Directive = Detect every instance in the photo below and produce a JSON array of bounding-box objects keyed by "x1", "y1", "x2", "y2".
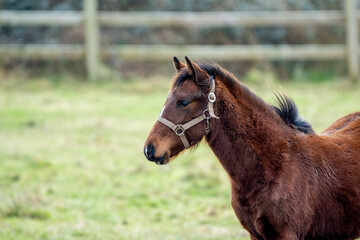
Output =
[{"x1": 177, "y1": 100, "x2": 191, "y2": 108}]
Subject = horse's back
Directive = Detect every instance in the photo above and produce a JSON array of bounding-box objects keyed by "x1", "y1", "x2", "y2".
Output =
[
  {"x1": 304, "y1": 111, "x2": 360, "y2": 239},
  {"x1": 322, "y1": 111, "x2": 360, "y2": 136},
  {"x1": 319, "y1": 111, "x2": 360, "y2": 173}
]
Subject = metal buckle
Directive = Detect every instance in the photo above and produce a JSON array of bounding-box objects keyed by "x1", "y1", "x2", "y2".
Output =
[
  {"x1": 174, "y1": 124, "x2": 185, "y2": 136},
  {"x1": 208, "y1": 92, "x2": 216, "y2": 103},
  {"x1": 203, "y1": 109, "x2": 211, "y2": 118}
]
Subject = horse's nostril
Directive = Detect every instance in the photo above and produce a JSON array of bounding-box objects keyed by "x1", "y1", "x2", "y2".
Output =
[
  {"x1": 144, "y1": 143, "x2": 167, "y2": 164},
  {"x1": 144, "y1": 144, "x2": 155, "y2": 160}
]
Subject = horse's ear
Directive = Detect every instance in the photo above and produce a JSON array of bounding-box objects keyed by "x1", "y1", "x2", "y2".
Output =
[
  {"x1": 185, "y1": 56, "x2": 197, "y2": 79},
  {"x1": 185, "y1": 56, "x2": 209, "y2": 87},
  {"x1": 173, "y1": 56, "x2": 186, "y2": 72}
]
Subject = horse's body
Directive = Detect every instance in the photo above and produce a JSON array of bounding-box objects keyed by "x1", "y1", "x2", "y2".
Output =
[{"x1": 144, "y1": 57, "x2": 360, "y2": 240}]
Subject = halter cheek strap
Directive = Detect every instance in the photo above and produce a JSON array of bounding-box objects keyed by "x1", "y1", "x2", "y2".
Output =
[{"x1": 157, "y1": 76, "x2": 219, "y2": 149}]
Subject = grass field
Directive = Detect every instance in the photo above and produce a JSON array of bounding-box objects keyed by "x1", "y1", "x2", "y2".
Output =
[{"x1": 0, "y1": 74, "x2": 359, "y2": 240}]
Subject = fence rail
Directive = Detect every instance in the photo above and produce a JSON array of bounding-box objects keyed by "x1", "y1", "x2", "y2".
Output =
[
  {"x1": 98, "y1": 11, "x2": 347, "y2": 27},
  {"x1": 0, "y1": 0, "x2": 358, "y2": 81},
  {"x1": 0, "y1": 44, "x2": 347, "y2": 61},
  {"x1": 0, "y1": 10, "x2": 353, "y2": 27},
  {"x1": 0, "y1": 10, "x2": 82, "y2": 26}
]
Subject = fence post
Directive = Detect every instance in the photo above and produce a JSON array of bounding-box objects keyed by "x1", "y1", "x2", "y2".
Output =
[
  {"x1": 345, "y1": 0, "x2": 359, "y2": 82},
  {"x1": 84, "y1": 0, "x2": 99, "y2": 81}
]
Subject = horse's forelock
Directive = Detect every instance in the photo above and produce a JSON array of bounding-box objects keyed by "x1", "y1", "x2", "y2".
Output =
[{"x1": 173, "y1": 69, "x2": 191, "y2": 88}]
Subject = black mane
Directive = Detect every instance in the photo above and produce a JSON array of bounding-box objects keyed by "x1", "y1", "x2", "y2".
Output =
[
  {"x1": 174, "y1": 62, "x2": 315, "y2": 135},
  {"x1": 273, "y1": 94, "x2": 315, "y2": 134},
  {"x1": 173, "y1": 62, "x2": 222, "y2": 87}
]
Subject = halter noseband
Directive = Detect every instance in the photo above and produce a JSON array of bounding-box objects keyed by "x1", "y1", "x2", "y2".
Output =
[{"x1": 157, "y1": 76, "x2": 219, "y2": 149}]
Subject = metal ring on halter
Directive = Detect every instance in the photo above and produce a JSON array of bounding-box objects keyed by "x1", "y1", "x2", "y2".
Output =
[
  {"x1": 174, "y1": 124, "x2": 185, "y2": 136},
  {"x1": 208, "y1": 92, "x2": 216, "y2": 102},
  {"x1": 203, "y1": 109, "x2": 209, "y2": 116},
  {"x1": 203, "y1": 109, "x2": 211, "y2": 119}
]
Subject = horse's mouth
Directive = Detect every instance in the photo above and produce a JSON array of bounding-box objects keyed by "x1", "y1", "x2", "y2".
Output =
[
  {"x1": 155, "y1": 159, "x2": 167, "y2": 165},
  {"x1": 154, "y1": 152, "x2": 170, "y2": 165}
]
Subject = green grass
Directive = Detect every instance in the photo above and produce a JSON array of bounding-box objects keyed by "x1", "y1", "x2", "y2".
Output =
[{"x1": 0, "y1": 75, "x2": 359, "y2": 240}]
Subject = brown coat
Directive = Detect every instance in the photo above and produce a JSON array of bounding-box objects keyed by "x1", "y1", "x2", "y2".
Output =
[{"x1": 144, "y1": 58, "x2": 360, "y2": 240}]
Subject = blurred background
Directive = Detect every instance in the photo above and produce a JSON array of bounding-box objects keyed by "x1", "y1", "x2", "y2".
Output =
[{"x1": 0, "y1": 1, "x2": 359, "y2": 240}]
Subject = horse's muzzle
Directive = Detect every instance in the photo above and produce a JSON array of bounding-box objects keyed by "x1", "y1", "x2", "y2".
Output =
[{"x1": 144, "y1": 143, "x2": 167, "y2": 165}]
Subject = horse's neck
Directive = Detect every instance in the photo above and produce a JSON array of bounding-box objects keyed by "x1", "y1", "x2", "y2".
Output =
[{"x1": 207, "y1": 79, "x2": 292, "y2": 188}]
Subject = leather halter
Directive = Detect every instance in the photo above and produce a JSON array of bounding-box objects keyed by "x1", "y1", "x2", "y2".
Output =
[{"x1": 157, "y1": 76, "x2": 219, "y2": 149}]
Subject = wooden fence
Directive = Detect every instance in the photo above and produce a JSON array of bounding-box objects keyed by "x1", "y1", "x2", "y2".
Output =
[{"x1": 0, "y1": 0, "x2": 359, "y2": 81}]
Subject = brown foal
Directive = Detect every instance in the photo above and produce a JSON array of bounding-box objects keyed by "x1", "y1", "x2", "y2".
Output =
[{"x1": 144, "y1": 57, "x2": 360, "y2": 240}]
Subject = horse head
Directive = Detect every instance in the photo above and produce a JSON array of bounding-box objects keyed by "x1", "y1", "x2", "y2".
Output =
[{"x1": 144, "y1": 57, "x2": 218, "y2": 165}]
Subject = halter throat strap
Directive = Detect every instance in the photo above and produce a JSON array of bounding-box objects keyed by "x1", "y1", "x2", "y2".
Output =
[{"x1": 157, "y1": 76, "x2": 219, "y2": 149}]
